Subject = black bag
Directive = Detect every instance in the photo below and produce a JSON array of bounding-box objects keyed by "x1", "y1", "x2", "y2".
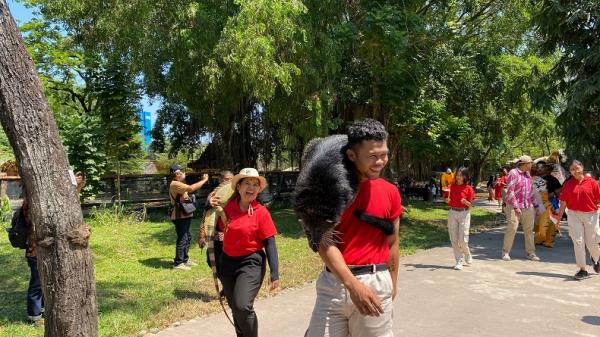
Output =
[
  {"x1": 169, "y1": 193, "x2": 197, "y2": 217},
  {"x1": 180, "y1": 194, "x2": 197, "y2": 215},
  {"x1": 6, "y1": 208, "x2": 29, "y2": 249}
]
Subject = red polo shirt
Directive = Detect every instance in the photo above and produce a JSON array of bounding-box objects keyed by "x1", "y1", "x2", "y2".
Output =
[
  {"x1": 337, "y1": 178, "x2": 403, "y2": 265},
  {"x1": 448, "y1": 184, "x2": 476, "y2": 208},
  {"x1": 222, "y1": 198, "x2": 277, "y2": 257},
  {"x1": 560, "y1": 176, "x2": 600, "y2": 212}
]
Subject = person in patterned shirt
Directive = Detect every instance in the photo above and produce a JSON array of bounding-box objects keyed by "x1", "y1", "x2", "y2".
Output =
[{"x1": 502, "y1": 155, "x2": 541, "y2": 262}]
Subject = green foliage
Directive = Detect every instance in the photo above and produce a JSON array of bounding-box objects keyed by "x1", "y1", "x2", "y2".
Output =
[
  {"x1": 88, "y1": 204, "x2": 147, "y2": 226},
  {"x1": 55, "y1": 109, "x2": 107, "y2": 198},
  {"x1": 0, "y1": 196, "x2": 12, "y2": 222},
  {"x1": 0, "y1": 129, "x2": 15, "y2": 163},
  {"x1": 21, "y1": 0, "x2": 566, "y2": 179},
  {"x1": 88, "y1": 62, "x2": 144, "y2": 175},
  {"x1": 18, "y1": 17, "x2": 145, "y2": 197},
  {"x1": 205, "y1": 0, "x2": 307, "y2": 101},
  {"x1": 535, "y1": 0, "x2": 600, "y2": 171}
]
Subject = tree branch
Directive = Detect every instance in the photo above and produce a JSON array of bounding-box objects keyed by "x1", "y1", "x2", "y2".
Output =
[{"x1": 49, "y1": 84, "x2": 91, "y2": 113}]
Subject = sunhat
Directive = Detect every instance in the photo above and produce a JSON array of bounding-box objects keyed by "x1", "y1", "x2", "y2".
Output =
[{"x1": 230, "y1": 168, "x2": 268, "y2": 193}]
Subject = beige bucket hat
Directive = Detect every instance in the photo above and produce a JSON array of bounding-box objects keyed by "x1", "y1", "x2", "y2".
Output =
[{"x1": 230, "y1": 168, "x2": 268, "y2": 193}]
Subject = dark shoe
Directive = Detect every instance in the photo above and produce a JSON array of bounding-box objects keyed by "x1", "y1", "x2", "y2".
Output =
[
  {"x1": 573, "y1": 269, "x2": 589, "y2": 280},
  {"x1": 593, "y1": 259, "x2": 600, "y2": 274}
]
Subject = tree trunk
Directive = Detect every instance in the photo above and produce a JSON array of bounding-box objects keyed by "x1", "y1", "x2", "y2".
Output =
[{"x1": 0, "y1": 2, "x2": 98, "y2": 336}]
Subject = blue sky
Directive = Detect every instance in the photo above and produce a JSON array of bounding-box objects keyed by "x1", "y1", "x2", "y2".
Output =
[{"x1": 6, "y1": 0, "x2": 160, "y2": 122}]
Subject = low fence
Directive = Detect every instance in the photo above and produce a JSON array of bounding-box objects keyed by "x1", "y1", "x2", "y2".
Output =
[
  {"x1": 0, "y1": 171, "x2": 301, "y2": 207},
  {"x1": 2, "y1": 171, "x2": 449, "y2": 209}
]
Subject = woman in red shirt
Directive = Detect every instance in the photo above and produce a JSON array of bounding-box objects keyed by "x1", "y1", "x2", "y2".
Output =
[
  {"x1": 553, "y1": 160, "x2": 600, "y2": 280},
  {"x1": 495, "y1": 169, "x2": 508, "y2": 208},
  {"x1": 445, "y1": 167, "x2": 476, "y2": 270},
  {"x1": 219, "y1": 168, "x2": 280, "y2": 337}
]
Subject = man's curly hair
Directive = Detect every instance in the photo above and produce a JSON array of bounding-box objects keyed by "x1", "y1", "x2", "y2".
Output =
[{"x1": 347, "y1": 118, "x2": 388, "y2": 148}]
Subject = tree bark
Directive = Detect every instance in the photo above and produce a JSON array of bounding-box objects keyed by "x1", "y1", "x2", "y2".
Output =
[{"x1": 0, "y1": 2, "x2": 98, "y2": 336}]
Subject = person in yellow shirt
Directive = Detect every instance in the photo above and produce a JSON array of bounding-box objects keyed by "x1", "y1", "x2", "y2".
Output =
[
  {"x1": 169, "y1": 164, "x2": 209, "y2": 270},
  {"x1": 441, "y1": 168, "x2": 455, "y2": 199}
]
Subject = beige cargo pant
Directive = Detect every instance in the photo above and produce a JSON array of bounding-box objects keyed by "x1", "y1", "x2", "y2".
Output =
[
  {"x1": 503, "y1": 206, "x2": 536, "y2": 255},
  {"x1": 447, "y1": 209, "x2": 471, "y2": 263},
  {"x1": 567, "y1": 210, "x2": 600, "y2": 269},
  {"x1": 305, "y1": 269, "x2": 393, "y2": 337}
]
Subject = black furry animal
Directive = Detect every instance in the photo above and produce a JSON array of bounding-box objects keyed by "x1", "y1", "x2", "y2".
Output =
[{"x1": 293, "y1": 135, "x2": 359, "y2": 252}]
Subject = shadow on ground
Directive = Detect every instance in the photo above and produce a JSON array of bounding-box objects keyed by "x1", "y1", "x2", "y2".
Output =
[
  {"x1": 173, "y1": 289, "x2": 216, "y2": 303},
  {"x1": 582, "y1": 316, "x2": 600, "y2": 326},
  {"x1": 403, "y1": 263, "x2": 454, "y2": 271},
  {"x1": 515, "y1": 271, "x2": 574, "y2": 281},
  {"x1": 467, "y1": 229, "x2": 577, "y2": 265},
  {"x1": 139, "y1": 258, "x2": 173, "y2": 269}
]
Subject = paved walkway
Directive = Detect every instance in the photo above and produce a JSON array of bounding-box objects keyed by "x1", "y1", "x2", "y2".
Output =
[{"x1": 157, "y1": 204, "x2": 600, "y2": 337}]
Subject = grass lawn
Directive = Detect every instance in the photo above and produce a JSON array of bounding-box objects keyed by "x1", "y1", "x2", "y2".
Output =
[{"x1": 0, "y1": 200, "x2": 496, "y2": 337}]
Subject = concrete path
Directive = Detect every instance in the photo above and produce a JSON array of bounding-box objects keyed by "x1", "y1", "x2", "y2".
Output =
[{"x1": 157, "y1": 205, "x2": 600, "y2": 337}]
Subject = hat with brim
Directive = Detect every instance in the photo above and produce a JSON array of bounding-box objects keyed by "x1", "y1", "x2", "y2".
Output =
[
  {"x1": 517, "y1": 155, "x2": 533, "y2": 164},
  {"x1": 231, "y1": 168, "x2": 268, "y2": 193}
]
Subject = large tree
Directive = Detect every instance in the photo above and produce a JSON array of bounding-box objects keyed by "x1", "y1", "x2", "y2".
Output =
[
  {"x1": 25, "y1": 0, "x2": 562, "y2": 177},
  {"x1": 0, "y1": 1, "x2": 98, "y2": 336}
]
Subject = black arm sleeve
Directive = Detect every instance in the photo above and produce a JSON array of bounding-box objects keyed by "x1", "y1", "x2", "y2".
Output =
[{"x1": 262, "y1": 236, "x2": 279, "y2": 281}]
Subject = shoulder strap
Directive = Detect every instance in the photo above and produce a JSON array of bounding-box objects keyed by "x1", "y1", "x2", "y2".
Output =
[
  {"x1": 170, "y1": 192, "x2": 181, "y2": 218},
  {"x1": 353, "y1": 210, "x2": 394, "y2": 235}
]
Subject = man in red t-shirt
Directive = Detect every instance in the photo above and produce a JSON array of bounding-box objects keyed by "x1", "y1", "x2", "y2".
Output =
[
  {"x1": 306, "y1": 119, "x2": 402, "y2": 337},
  {"x1": 553, "y1": 160, "x2": 600, "y2": 280}
]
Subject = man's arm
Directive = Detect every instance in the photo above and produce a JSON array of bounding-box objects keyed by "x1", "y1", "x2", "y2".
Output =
[
  {"x1": 387, "y1": 217, "x2": 400, "y2": 300},
  {"x1": 318, "y1": 244, "x2": 383, "y2": 317},
  {"x1": 504, "y1": 171, "x2": 520, "y2": 213},
  {"x1": 186, "y1": 173, "x2": 209, "y2": 193}
]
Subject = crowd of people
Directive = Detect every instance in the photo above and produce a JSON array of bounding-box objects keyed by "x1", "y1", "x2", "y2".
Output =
[
  {"x1": 11, "y1": 118, "x2": 600, "y2": 337},
  {"x1": 442, "y1": 155, "x2": 600, "y2": 282}
]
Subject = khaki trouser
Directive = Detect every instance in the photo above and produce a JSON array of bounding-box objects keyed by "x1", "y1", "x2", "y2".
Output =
[
  {"x1": 503, "y1": 206, "x2": 536, "y2": 255},
  {"x1": 306, "y1": 269, "x2": 393, "y2": 337},
  {"x1": 447, "y1": 209, "x2": 471, "y2": 263},
  {"x1": 567, "y1": 210, "x2": 600, "y2": 269}
]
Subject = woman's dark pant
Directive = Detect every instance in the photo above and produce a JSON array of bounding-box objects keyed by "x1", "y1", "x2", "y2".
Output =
[
  {"x1": 219, "y1": 251, "x2": 266, "y2": 337},
  {"x1": 27, "y1": 256, "x2": 44, "y2": 319},
  {"x1": 172, "y1": 218, "x2": 192, "y2": 266}
]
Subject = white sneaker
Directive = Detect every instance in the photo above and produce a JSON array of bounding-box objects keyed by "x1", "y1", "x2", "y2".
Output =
[
  {"x1": 174, "y1": 263, "x2": 191, "y2": 271},
  {"x1": 185, "y1": 260, "x2": 198, "y2": 267},
  {"x1": 501, "y1": 253, "x2": 511, "y2": 261},
  {"x1": 465, "y1": 255, "x2": 473, "y2": 265},
  {"x1": 454, "y1": 262, "x2": 463, "y2": 270},
  {"x1": 527, "y1": 253, "x2": 541, "y2": 261}
]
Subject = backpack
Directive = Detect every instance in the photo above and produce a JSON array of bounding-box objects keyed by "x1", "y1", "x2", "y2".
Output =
[{"x1": 6, "y1": 208, "x2": 29, "y2": 249}]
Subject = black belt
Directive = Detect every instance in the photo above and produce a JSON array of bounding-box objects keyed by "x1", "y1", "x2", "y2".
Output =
[
  {"x1": 449, "y1": 207, "x2": 468, "y2": 212},
  {"x1": 326, "y1": 263, "x2": 388, "y2": 276}
]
